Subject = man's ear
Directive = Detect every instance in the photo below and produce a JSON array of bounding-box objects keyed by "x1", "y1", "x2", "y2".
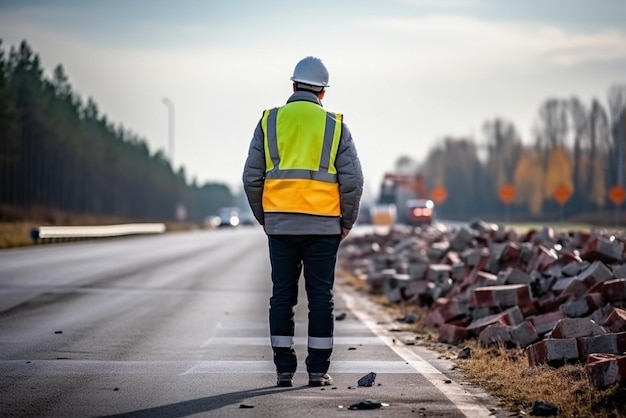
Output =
[
  {"x1": 318, "y1": 89, "x2": 326, "y2": 100},
  {"x1": 293, "y1": 83, "x2": 297, "y2": 92}
]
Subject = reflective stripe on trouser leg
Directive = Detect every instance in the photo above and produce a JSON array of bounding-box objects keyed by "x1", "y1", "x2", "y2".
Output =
[
  {"x1": 271, "y1": 335, "x2": 297, "y2": 373},
  {"x1": 271, "y1": 335, "x2": 295, "y2": 348},
  {"x1": 308, "y1": 336, "x2": 333, "y2": 349},
  {"x1": 306, "y1": 347, "x2": 332, "y2": 374},
  {"x1": 307, "y1": 336, "x2": 333, "y2": 373}
]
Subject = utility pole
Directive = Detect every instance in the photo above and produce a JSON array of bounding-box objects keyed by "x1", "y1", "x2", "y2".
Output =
[{"x1": 162, "y1": 97, "x2": 175, "y2": 167}]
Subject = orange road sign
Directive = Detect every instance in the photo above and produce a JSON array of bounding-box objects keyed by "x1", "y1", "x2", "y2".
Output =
[
  {"x1": 553, "y1": 184, "x2": 572, "y2": 206},
  {"x1": 430, "y1": 186, "x2": 447, "y2": 204},
  {"x1": 498, "y1": 183, "x2": 516, "y2": 205},
  {"x1": 608, "y1": 185, "x2": 626, "y2": 206}
]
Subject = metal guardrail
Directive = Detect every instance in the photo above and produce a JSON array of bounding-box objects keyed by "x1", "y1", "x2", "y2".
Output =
[{"x1": 30, "y1": 223, "x2": 166, "y2": 242}]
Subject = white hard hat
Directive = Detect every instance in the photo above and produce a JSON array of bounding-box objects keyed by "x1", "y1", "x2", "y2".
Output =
[{"x1": 290, "y1": 56, "x2": 329, "y2": 87}]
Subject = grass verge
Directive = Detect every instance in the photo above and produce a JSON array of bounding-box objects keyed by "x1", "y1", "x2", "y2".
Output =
[
  {"x1": 0, "y1": 217, "x2": 201, "y2": 249},
  {"x1": 457, "y1": 341, "x2": 626, "y2": 417},
  {"x1": 337, "y1": 269, "x2": 626, "y2": 418}
]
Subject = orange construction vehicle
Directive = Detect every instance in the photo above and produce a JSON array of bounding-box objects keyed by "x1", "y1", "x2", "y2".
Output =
[{"x1": 370, "y1": 172, "x2": 428, "y2": 226}]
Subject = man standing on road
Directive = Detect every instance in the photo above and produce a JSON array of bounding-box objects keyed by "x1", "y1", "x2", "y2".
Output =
[{"x1": 242, "y1": 56, "x2": 364, "y2": 388}]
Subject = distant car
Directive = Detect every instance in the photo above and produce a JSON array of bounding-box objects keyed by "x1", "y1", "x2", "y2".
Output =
[
  {"x1": 217, "y1": 207, "x2": 240, "y2": 227},
  {"x1": 405, "y1": 199, "x2": 435, "y2": 226}
]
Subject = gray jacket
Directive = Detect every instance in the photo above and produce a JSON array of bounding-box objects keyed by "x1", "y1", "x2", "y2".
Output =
[{"x1": 242, "y1": 91, "x2": 364, "y2": 235}]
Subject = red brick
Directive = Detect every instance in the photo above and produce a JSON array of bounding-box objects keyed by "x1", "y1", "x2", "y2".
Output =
[
  {"x1": 561, "y1": 251, "x2": 583, "y2": 266},
  {"x1": 459, "y1": 251, "x2": 490, "y2": 289},
  {"x1": 478, "y1": 324, "x2": 513, "y2": 347},
  {"x1": 499, "y1": 267, "x2": 532, "y2": 285},
  {"x1": 451, "y1": 263, "x2": 470, "y2": 282},
  {"x1": 471, "y1": 284, "x2": 532, "y2": 309},
  {"x1": 474, "y1": 271, "x2": 499, "y2": 287},
  {"x1": 581, "y1": 236, "x2": 624, "y2": 264},
  {"x1": 510, "y1": 320, "x2": 539, "y2": 348},
  {"x1": 532, "y1": 245, "x2": 560, "y2": 273},
  {"x1": 438, "y1": 323, "x2": 469, "y2": 344},
  {"x1": 467, "y1": 306, "x2": 524, "y2": 336},
  {"x1": 427, "y1": 264, "x2": 452, "y2": 281},
  {"x1": 443, "y1": 251, "x2": 461, "y2": 266},
  {"x1": 617, "y1": 331, "x2": 626, "y2": 353},
  {"x1": 585, "y1": 353, "x2": 626, "y2": 388},
  {"x1": 612, "y1": 263, "x2": 626, "y2": 279},
  {"x1": 408, "y1": 262, "x2": 428, "y2": 280},
  {"x1": 527, "y1": 338, "x2": 579, "y2": 367},
  {"x1": 560, "y1": 293, "x2": 604, "y2": 318},
  {"x1": 536, "y1": 294, "x2": 566, "y2": 313},
  {"x1": 602, "y1": 278, "x2": 626, "y2": 302},
  {"x1": 530, "y1": 311, "x2": 568, "y2": 336},
  {"x1": 602, "y1": 307, "x2": 626, "y2": 333},
  {"x1": 587, "y1": 280, "x2": 605, "y2": 295},
  {"x1": 500, "y1": 242, "x2": 521, "y2": 262},
  {"x1": 577, "y1": 334, "x2": 620, "y2": 361},
  {"x1": 577, "y1": 261, "x2": 614, "y2": 287},
  {"x1": 425, "y1": 297, "x2": 468, "y2": 327},
  {"x1": 559, "y1": 279, "x2": 590, "y2": 299},
  {"x1": 550, "y1": 317, "x2": 607, "y2": 339}
]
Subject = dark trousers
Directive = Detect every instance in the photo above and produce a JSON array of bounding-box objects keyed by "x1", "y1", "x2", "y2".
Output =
[{"x1": 267, "y1": 234, "x2": 341, "y2": 374}]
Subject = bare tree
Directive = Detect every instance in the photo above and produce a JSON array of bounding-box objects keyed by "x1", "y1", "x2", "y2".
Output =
[
  {"x1": 483, "y1": 118, "x2": 522, "y2": 188},
  {"x1": 568, "y1": 97, "x2": 589, "y2": 210},
  {"x1": 534, "y1": 99, "x2": 569, "y2": 150},
  {"x1": 608, "y1": 85, "x2": 626, "y2": 186}
]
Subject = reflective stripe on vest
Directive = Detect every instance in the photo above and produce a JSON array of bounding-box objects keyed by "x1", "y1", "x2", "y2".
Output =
[{"x1": 262, "y1": 101, "x2": 342, "y2": 216}]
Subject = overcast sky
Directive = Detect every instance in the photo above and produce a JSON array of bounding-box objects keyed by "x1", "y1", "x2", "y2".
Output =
[{"x1": 1, "y1": 0, "x2": 625, "y2": 199}]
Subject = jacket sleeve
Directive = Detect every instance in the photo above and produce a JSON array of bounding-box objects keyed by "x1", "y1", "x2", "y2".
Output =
[
  {"x1": 242, "y1": 121, "x2": 266, "y2": 225},
  {"x1": 335, "y1": 122, "x2": 364, "y2": 230}
]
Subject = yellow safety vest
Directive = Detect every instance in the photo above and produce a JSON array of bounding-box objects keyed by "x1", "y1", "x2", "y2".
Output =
[{"x1": 261, "y1": 101, "x2": 342, "y2": 216}]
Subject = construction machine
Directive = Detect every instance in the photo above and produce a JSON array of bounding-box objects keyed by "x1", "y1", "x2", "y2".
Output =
[{"x1": 370, "y1": 172, "x2": 427, "y2": 226}]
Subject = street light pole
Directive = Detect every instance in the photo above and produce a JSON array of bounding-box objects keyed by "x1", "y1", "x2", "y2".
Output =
[{"x1": 162, "y1": 97, "x2": 175, "y2": 167}]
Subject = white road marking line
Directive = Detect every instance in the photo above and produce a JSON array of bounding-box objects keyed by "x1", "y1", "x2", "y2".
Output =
[
  {"x1": 200, "y1": 336, "x2": 385, "y2": 348},
  {"x1": 340, "y1": 289, "x2": 494, "y2": 418},
  {"x1": 182, "y1": 360, "x2": 415, "y2": 374}
]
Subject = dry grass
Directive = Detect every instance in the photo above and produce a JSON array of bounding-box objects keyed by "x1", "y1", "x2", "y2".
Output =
[
  {"x1": 0, "y1": 208, "x2": 202, "y2": 249},
  {"x1": 0, "y1": 222, "x2": 37, "y2": 248},
  {"x1": 456, "y1": 341, "x2": 626, "y2": 417},
  {"x1": 336, "y1": 268, "x2": 626, "y2": 418}
]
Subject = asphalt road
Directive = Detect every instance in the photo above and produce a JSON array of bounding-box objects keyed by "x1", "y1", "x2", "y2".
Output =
[{"x1": 0, "y1": 227, "x2": 500, "y2": 417}]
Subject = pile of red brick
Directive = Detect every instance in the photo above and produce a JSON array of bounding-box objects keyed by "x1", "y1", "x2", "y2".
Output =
[{"x1": 339, "y1": 222, "x2": 626, "y2": 389}]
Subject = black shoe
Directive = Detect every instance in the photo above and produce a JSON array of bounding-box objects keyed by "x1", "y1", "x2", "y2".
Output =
[
  {"x1": 277, "y1": 372, "x2": 294, "y2": 387},
  {"x1": 308, "y1": 372, "x2": 333, "y2": 386}
]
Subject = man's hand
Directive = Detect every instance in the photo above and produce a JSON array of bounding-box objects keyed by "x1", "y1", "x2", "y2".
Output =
[{"x1": 341, "y1": 227, "x2": 351, "y2": 241}]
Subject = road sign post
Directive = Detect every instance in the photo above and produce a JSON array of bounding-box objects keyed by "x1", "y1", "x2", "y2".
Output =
[
  {"x1": 553, "y1": 184, "x2": 572, "y2": 224},
  {"x1": 430, "y1": 186, "x2": 447, "y2": 205},
  {"x1": 498, "y1": 184, "x2": 516, "y2": 223},
  {"x1": 430, "y1": 186, "x2": 447, "y2": 218},
  {"x1": 608, "y1": 184, "x2": 626, "y2": 227}
]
